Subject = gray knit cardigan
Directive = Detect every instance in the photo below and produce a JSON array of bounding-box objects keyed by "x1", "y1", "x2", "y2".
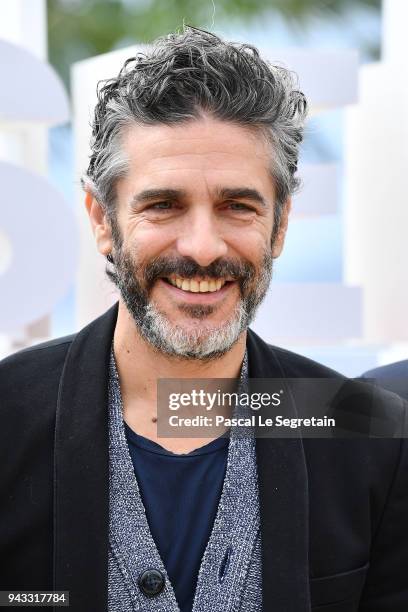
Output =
[{"x1": 107, "y1": 349, "x2": 262, "y2": 612}]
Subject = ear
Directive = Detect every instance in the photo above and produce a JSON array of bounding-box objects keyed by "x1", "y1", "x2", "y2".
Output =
[
  {"x1": 84, "y1": 191, "x2": 113, "y2": 257},
  {"x1": 271, "y1": 198, "x2": 291, "y2": 258}
]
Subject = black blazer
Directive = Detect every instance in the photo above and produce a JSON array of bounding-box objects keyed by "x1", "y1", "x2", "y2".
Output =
[
  {"x1": 1, "y1": 303, "x2": 407, "y2": 612},
  {"x1": 363, "y1": 360, "x2": 408, "y2": 401}
]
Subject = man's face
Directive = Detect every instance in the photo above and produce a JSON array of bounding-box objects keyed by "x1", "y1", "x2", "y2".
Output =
[{"x1": 92, "y1": 115, "x2": 289, "y2": 359}]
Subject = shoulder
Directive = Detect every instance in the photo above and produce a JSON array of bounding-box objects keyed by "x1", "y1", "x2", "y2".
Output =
[
  {"x1": 362, "y1": 360, "x2": 408, "y2": 400},
  {"x1": 269, "y1": 344, "x2": 344, "y2": 379},
  {"x1": 363, "y1": 359, "x2": 408, "y2": 379},
  {"x1": 269, "y1": 344, "x2": 405, "y2": 424},
  {"x1": 0, "y1": 334, "x2": 74, "y2": 418},
  {"x1": 0, "y1": 334, "x2": 74, "y2": 377},
  {"x1": 247, "y1": 329, "x2": 406, "y2": 435},
  {"x1": 247, "y1": 327, "x2": 344, "y2": 379}
]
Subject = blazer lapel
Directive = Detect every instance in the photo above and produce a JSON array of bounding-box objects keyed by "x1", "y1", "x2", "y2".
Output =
[
  {"x1": 247, "y1": 328, "x2": 311, "y2": 612},
  {"x1": 53, "y1": 303, "x2": 118, "y2": 611}
]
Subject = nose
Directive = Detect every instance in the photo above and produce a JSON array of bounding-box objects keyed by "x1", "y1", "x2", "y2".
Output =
[{"x1": 176, "y1": 212, "x2": 228, "y2": 267}]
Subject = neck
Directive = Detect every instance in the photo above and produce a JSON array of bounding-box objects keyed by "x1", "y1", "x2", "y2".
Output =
[{"x1": 113, "y1": 300, "x2": 247, "y2": 402}]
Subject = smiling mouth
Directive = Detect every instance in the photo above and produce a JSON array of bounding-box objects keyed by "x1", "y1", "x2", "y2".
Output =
[{"x1": 162, "y1": 275, "x2": 235, "y2": 293}]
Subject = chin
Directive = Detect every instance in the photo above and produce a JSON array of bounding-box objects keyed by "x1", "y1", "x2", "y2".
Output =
[{"x1": 138, "y1": 302, "x2": 248, "y2": 360}]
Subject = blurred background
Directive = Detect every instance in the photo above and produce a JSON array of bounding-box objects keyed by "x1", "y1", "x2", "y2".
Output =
[{"x1": 1, "y1": 0, "x2": 407, "y2": 375}]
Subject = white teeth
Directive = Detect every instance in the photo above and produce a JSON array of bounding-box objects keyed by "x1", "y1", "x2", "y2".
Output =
[{"x1": 166, "y1": 276, "x2": 228, "y2": 293}]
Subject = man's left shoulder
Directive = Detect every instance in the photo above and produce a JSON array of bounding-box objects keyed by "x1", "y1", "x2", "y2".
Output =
[{"x1": 247, "y1": 328, "x2": 407, "y2": 436}]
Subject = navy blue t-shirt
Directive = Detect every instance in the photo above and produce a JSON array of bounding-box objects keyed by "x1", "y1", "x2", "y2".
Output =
[{"x1": 125, "y1": 422, "x2": 229, "y2": 612}]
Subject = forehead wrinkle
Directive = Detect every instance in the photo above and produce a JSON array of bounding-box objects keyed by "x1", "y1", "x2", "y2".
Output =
[
  {"x1": 124, "y1": 130, "x2": 270, "y2": 161},
  {"x1": 131, "y1": 150, "x2": 258, "y2": 164}
]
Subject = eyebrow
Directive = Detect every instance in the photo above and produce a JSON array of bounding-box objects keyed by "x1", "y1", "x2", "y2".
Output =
[
  {"x1": 130, "y1": 186, "x2": 267, "y2": 208},
  {"x1": 216, "y1": 187, "x2": 267, "y2": 207},
  {"x1": 130, "y1": 188, "x2": 187, "y2": 207}
]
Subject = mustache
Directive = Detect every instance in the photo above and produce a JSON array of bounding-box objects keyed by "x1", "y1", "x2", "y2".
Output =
[{"x1": 143, "y1": 256, "x2": 256, "y2": 289}]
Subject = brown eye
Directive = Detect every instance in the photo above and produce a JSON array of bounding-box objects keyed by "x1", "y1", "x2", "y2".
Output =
[
  {"x1": 151, "y1": 201, "x2": 173, "y2": 210},
  {"x1": 229, "y1": 202, "x2": 253, "y2": 211}
]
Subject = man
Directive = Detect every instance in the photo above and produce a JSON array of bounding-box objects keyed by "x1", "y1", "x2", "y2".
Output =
[
  {"x1": 363, "y1": 360, "x2": 408, "y2": 400},
  {"x1": 1, "y1": 27, "x2": 407, "y2": 612}
]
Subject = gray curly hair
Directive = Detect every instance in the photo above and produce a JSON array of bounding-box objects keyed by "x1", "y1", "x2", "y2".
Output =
[{"x1": 83, "y1": 26, "x2": 307, "y2": 233}]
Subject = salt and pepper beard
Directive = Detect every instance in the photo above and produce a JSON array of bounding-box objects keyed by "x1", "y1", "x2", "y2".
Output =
[{"x1": 107, "y1": 226, "x2": 273, "y2": 360}]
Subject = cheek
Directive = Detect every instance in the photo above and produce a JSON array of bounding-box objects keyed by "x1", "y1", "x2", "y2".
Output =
[
  {"x1": 224, "y1": 212, "x2": 273, "y2": 241},
  {"x1": 123, "y1": 222, "x2": 178, "y2": 256},
  {"x1": 227, "y1": 226, "x2": 272, "y2": 263}
]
